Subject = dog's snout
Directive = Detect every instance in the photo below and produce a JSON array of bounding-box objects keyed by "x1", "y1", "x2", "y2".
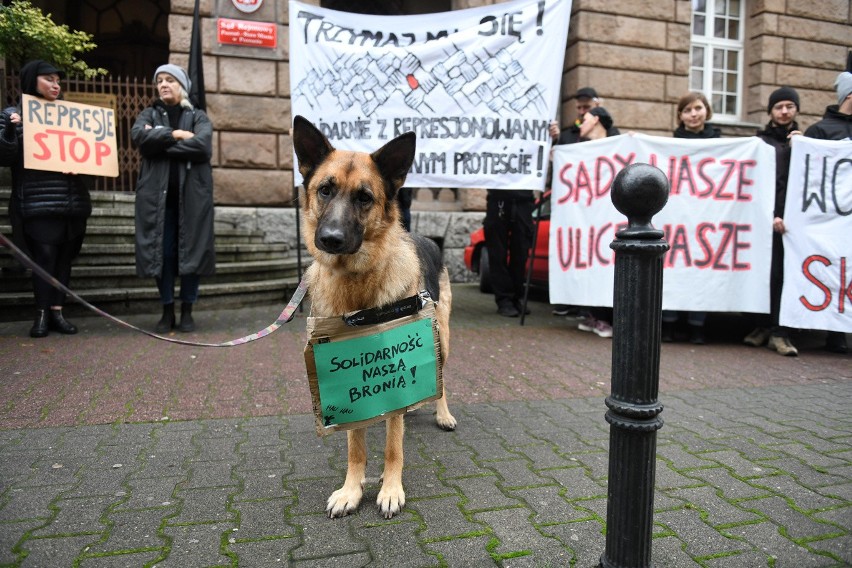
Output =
[{"x1": 317, "y1": 226, "x2": 346, "y2": 252}]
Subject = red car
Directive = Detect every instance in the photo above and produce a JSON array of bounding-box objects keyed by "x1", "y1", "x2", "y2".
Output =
[{"x1": 463, "y1": 192, "x2": 551, "y2": 293}]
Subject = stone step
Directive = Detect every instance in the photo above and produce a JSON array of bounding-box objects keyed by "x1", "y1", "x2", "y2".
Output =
[
  {"x1": 0, "y1": 276, "x2": 305, "y2": 322},
  {"x1": 0, "y1": 257, "x2": 307, "y2": 293},
  {"x1": 0, "y1": 186, "x2": 317, "y2": 321},
  {"x1": 0, "y1": 223, "x2": 267, "y2": 245},
  {"x1": 1, "y1": 242, "x2": 292, "y2": 267}
]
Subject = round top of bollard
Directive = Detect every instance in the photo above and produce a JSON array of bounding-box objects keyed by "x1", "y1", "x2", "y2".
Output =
[{"x1": 611, "y1": 163, "x2": 669, "y2": 238}]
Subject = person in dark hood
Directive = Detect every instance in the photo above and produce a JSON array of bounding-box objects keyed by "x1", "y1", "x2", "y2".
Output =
[
  {"x1": 0, "y1": 60, "x2": 92, "y2": 338},
  {"x1": 131, "y1": 63, "x2": 215, "y2": 333},
  {"x1": 743, "y1": 86, "x2": 803, "y2": 356}
]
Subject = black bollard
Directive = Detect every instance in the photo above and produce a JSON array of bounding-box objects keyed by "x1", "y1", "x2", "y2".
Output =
[{"x1": 600, "y1": 163, "x2": 670, "y2": 568}]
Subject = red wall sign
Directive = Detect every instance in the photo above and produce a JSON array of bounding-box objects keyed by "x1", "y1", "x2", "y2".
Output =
[{"x1": 217, "y1": 18, "x2": 277, "y2": 48}]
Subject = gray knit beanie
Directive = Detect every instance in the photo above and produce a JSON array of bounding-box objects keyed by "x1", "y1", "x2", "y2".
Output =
[
  {"x1": 153, "y1": 64, "x2": 191, "y2": 94},
  {"x1": 836, "y1": 71, "x2": 852, "y2": 106}
]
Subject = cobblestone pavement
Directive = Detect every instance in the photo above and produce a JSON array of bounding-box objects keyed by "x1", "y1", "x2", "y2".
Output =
[{"x1": 0, "y1": 284, "x2": 849, "y2": 567}]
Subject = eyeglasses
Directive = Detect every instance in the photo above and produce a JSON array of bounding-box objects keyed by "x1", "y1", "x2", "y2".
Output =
[{"x1": 772, "y1": 103, "x2": 797, "y2": 112}]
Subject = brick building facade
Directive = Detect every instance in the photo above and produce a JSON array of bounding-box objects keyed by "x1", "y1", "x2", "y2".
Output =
[{"x1": 162, "y1": 0, "x2": 849, "y2": 211}]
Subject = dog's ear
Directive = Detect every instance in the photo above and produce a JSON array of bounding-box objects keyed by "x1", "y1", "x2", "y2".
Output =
[
  {"x1": 292, "y1": 116, "x2": 334, "y2": 182},
  {"x1": 371, "y1": 131, "x2": 416, "y2": 197}
]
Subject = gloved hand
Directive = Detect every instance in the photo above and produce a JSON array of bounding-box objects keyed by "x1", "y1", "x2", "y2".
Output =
[{"x1": 2, "y1": 113, "x2": 15, "y2": 138}]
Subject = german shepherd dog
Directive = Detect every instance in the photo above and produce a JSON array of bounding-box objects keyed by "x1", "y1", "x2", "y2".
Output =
[{"x1": 292, "y1": 115, "x2": 456, "y2": 519}]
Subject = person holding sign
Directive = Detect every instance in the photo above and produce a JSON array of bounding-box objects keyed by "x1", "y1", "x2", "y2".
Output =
[
  {"x1": 132, "y1": 64, "x2": 215, "y2": 333},
  {"x1": 801, "y1": 62, "x2": 852, "y2": 354},
  {"x1": 743, "y1": 87, "x2": 802, "y2": 356},
  {"x1": 661, "y1": 92, "x2": 721, "y2": 344},
  {"x1": 572, "y1": 106, "x2": 618, "y2": 338},
  {"x1": 548, "y1": 87, "x2": 620, "y2": 318},
  {"x1": 0, "y1": 60, "x2": 92, "y2": 338}
]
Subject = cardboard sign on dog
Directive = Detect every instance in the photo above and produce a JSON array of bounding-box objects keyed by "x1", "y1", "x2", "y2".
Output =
[
  {"x1": 304, "y1": 299, "x2": 444, "y2": 436},
  {"x1": 22, "y1": 94, "x2": 118, "y2": 177}
]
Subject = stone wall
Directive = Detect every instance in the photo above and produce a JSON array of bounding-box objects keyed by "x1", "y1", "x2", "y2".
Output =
[
  {"x1": 169, "y1": 0, "x2": 849, "y2": 210},
  {"x1": 214, "y1": 206, "x2": 485, "y2": 284},
  {"x1": 558, "y1": 0, "x2": 690, "y2": 137},
  {"x1": 746, "y1": 0, "x2": 852, "y2": 132},
  {"x1": 558, "y1": 0, "x2": 850, "y2": 137},
  {"x1": 168, "y1": 0, "x2": 296, "y2": 207}
]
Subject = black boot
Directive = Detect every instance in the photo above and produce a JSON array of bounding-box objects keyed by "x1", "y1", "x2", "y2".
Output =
[
  {"x1": 178, "y1": 302, "x2": 195, "y2": 332},
  {"x1": 155, "y1": 303, "x2": 175, "y2": 333},
  {"x1": 30, "y1": 309, "x2": 49, "y2": 338},
  {"x1": 661, "y1": 321, "x2": 675, "y2": 343},
  {"x1": 689, "y1": 324, "x2": 705, "y2": 345},
  {"x1": 48, "y1": 309, "x2": 78, "y2": 334}
]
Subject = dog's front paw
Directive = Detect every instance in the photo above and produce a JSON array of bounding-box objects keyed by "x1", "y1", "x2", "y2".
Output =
[
  {"x1": 326, "y1": 486, "x2": 363, "y2": 518},
  {"x1": 436, "y1": 411, "x2": 457, "y2": 431},
  {"x1": 376, "y1": 483, "x2": 405, "y2": 519}
]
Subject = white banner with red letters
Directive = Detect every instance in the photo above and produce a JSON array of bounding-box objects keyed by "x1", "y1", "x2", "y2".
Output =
[
  {"x1": 779, "y1": 136, "x2": 852, "y2": 332},
  {"x1": 549, "y1": 133, "x2": 775, "y2": 312},
  {"x1": 289, "y1": 0, "x2": 571, "y2": 189}
]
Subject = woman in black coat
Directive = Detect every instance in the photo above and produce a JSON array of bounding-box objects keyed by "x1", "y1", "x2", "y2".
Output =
[
  {"x1": 662, "y1": 92, "x2": 720, "y2": 345},
  {"x1": 0, "y1": 60, "x2": 92, "y2": 338},
  {"x1": 132, "y1": 64, "x2": 215, "y2": 333}
]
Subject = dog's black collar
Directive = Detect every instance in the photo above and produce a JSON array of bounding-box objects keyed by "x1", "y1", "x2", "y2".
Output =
[{"x1": 343, "y1": 291, "x2": 432, "y2": 327}]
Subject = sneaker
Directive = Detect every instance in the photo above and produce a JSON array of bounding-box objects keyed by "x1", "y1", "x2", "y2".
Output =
[
  {"x1": 743, "y1": 327, "x2": 770, "y2": 347},
  {"x1": 577, "y1": 316, "x2": 597, "y2": 332},
  {"x1": 552, "y1": 305, "x2": 572, "y2": 316},
  {"x1": 767, "y1": 335, "x2": 798, "y2": 356},
  {"x1": 593, "y1": 319, "x2": 613, "y2": 338}
]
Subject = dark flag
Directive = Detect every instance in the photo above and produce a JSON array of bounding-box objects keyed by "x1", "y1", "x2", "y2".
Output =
[{"x1": 188, "y1": 0, "x2": 206, "y2": 111}]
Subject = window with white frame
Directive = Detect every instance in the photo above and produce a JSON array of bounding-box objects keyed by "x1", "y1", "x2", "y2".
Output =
[{"x1": 689, "y1": 0, "x2": 745, "y2": 120}]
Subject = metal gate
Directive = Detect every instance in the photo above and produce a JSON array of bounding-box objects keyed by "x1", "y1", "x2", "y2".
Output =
[{"x1": 3, "y1": 72, "x2": 156, "y2": 192}]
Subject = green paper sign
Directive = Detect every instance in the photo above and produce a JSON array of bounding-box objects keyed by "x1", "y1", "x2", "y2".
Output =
[{"x1": 313, "y1": 318, "x2": 438, "y2": 427}]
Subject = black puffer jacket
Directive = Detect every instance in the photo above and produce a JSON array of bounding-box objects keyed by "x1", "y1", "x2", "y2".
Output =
[
  {"x1": 756, "y1": 121, "x2": 798, "y2": 218},
  {"x1": 804, "y1": 105, "x2": 852, "y2": 141},
  {"x1": 0, "y1": 61, "x2": 91, "y2": 219}
]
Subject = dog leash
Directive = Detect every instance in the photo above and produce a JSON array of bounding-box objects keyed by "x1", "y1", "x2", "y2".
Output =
[{"x1": 0, "y1": 231, "x2": 307, "y2": 347}]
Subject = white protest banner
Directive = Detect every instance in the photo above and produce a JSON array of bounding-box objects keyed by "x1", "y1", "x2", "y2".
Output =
[
  {"x1": 289, "y1": 0, "x2": 571, "y2": 189},
  {"x1": 21, "y1": 94, "x2": 118, "y2": 177},
  {"x1": 549, "y1": 133, "x2": 775, "y2": 312},
  {"x1": 779, "y1": 136, "x2": 852, "y2": 332}
]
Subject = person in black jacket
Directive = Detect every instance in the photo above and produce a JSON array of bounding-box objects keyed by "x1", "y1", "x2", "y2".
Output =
[
  {"x1": 548, "y1": 87, "x2": 621, "y2": 145},
  {"x1": 743, "y1": 87, "x2": 802, "y2": 356},
  {"x1": 547, "y1": 88, "x2": 620, "y2": 317},
  {"x1": 802, "y1": 64, "x2": 852, "y2": 354},
  {"x1": 662, "y1": 92, "x2": 720, "y2": 345},
  {"x1": 0, "y1": 60, "x2": 92, "y2": 338},
  {"x1": 804, "y1": 66, "x2": 852, "y2": 141},
  {"x1": 483, "y1": 189, "x2": 535, "y2": 317},
  {"x1": 132, "y1": 64, "x2": 215, "y2": 333}
]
